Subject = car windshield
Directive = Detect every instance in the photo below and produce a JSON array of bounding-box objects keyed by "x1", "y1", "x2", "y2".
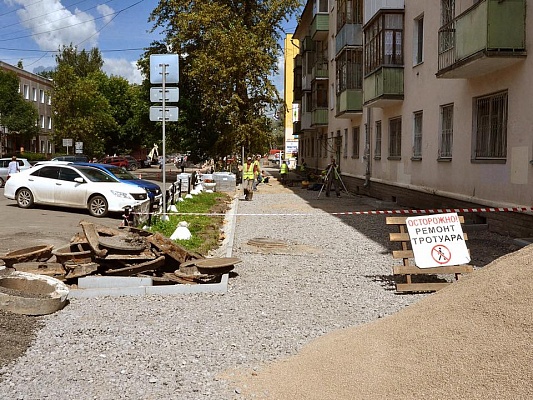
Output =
[
  {"x1": 76, "y1": 166, "x2": 119, "y2": 182},
  {"x1": 107, "y1": 166, "x2": 138, "y2": 181}
]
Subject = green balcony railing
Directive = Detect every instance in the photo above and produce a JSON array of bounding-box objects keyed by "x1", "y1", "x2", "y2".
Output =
[
  {"x1": 336, "y1": 89, "x2": 363, "y2": 117},
  {"x1": 363, "y1": 67, "x2": 404, "y2": 106},
  {"x1": 311, "y1": 14, "x2": 329, "y2": 41},
  {"x1": 311, "y1": 108, "x2": 328, "y2": 126},
  {"x1": 438, "y1": 0, "x2": 526, "y2": 77}
]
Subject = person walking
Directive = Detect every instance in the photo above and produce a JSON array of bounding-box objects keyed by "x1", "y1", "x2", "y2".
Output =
[
  {"x1": 7, "y1": 156, "x2": 20, "y2": 181},
  {"x1": 325, "y1": 158, "x2": 341, "y2": 198},
  {"x1": 279, "y1": 160, "x2": 288, "y2": 184},
  {"x1": 242, "y1": 157, "x2": 257, "y2": 201},
  {"x1": 252, "y1": 155, "x2": 261, "y2": 191}
]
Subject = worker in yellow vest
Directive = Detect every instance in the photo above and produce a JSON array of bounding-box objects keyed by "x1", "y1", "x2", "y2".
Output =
[
  {"x1": 279, "y1": 160, "x2": 288, "y2": 184},
  {"x1": 242, "y1": 156, "x2": 257, "y2": 201}
]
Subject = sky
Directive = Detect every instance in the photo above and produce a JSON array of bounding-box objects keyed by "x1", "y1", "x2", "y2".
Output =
[{"x1": 0, "y1": 0, "x2": 298, "y2": 92}]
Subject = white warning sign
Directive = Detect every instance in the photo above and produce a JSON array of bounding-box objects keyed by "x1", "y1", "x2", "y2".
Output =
[{"x1": 406, "y1": 213, "x2": 471, "y2": 268}]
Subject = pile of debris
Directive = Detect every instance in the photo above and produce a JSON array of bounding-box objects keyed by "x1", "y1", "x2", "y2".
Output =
[{"x1": 0, "y1": 220, "x2": 241, "y2": 286}]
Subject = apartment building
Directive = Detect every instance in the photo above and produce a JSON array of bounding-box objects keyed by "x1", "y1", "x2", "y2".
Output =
[
  {"x1": 290, "y1": 0, "x2": 533, "y2": 236},
  {"x1": 0, "y1": 61, "x2": 55, "y2": 156}
]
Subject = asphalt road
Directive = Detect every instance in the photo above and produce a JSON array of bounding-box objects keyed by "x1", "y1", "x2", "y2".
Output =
[{"x1": 0, "y1": 187, "x2": 143, "y2": 256}]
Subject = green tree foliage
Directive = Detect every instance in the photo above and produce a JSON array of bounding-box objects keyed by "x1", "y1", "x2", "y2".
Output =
[
  {"x1": 148, "y1": 0, "x2": 300, "y2": 158},
  {"x1": 51, "y1": 46, "x2": 117, "y2": 157},
  {"x1": 0, "y1": 69, "x2": 39, "y2": 143}
]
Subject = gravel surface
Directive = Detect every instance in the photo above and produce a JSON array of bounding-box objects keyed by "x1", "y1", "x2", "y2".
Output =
[{"x1": 0, "y1": 172, "x2": 519, "y2": 399}]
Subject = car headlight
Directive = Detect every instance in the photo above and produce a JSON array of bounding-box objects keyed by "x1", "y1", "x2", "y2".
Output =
[{"x1": 110, "y1": 190, "x2": 131, "y2": 199}]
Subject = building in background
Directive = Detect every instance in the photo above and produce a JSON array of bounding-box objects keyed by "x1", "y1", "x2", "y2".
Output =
[
  {"x1": 289, "y1": 0, "x2": 533, "y2": 236},
  {"x1": 0, "y1": 61, "x2": 55, "y2": 156},
  {"x1": 283, "y1": 34, "x2": 300, "y2": 169}
]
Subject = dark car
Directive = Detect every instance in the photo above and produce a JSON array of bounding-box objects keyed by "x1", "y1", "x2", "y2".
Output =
[
  {"x1": 72, "y1": 163, "x2": 162, "y2": 211},
  {"x1": 122, "y1": 156, "x2": 139, "y2": 171},
  {"x1": 99, "y1": 156, "x2": 129, "y2": 169}
]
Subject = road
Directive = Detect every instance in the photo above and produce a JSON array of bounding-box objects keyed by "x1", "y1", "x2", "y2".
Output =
[{"x1": 0, "y1": 187, "x2": 140, "y2": 255}]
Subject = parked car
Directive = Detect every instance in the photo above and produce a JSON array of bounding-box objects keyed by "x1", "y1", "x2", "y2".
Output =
[
  {"x1": 122, "y1": 155, "x2": 139, "y2": 171},
  {"x1": 72, "y1": 163, "x2": 162, "y2": 211},
  {"x1": 51, "y1": 155, "x2": 89, "y2": 162},
  {"x1": 99, "y1": 156, "x2": 129, "y2": 169},
  {"x1": 3, "y1": 164, "x2": 149, "y2": 217},
  {"x1": 0, "y1": 158, "x2": 32, "y2": 187}
]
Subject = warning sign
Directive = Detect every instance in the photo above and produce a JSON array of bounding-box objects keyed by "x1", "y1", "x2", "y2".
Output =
[{"x1": 406, "y1": 213, "x2": 471, "y2": 268}]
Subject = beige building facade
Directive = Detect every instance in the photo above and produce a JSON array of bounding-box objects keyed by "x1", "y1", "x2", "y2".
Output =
[
  {"x1": 291, "y1": 0, "x2": 533, "y2": 236},
  {"x1": 0, "y1": 61, "x2": 55, "y2": 156}
]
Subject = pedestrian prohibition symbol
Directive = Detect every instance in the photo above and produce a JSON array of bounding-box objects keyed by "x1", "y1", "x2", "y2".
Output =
[{"x1": 405, "y1": 213, "x2": 471, "y2": 268}]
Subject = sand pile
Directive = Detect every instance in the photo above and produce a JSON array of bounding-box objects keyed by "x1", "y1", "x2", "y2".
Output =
[{"x1": 235, "y1": 244, "x2": 533, "y2": 399}]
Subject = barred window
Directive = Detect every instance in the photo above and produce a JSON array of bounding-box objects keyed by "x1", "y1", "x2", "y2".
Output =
[
  {"x1": 440, "y1": 104, "x2": 453, "y2": 158},
  {"x1": 337, "y1": 0, "x2": 363, "y2": 32},
  {"x1": 374, "y1": 121, "x2": 382, "y2": 159},
  {"x1": 473, "y1": 91, "x2": 507, "y2": 160},
  {"x1": 413, "y1": 111, "x2": 423, "y2": 159},
  {"x1": 352, "y1": 126, "x2": 360, "y2": 158},
  {"x1": 388, "y1": 117, "x2": 402, "y2": 158}
]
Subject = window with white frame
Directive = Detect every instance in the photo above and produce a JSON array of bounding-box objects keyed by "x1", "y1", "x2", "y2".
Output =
[
  {"x1": 414, "y1": 14, "x2": 424, "y2": 65},
  {"x1": 388, "y1": 117, "x2": 402, "y2": 158},
  {"x1": 439, "y1": 104, "x2": 453, "y2": 158},
  {"x1": 473, "y1": 91, "x2": 507, "y2": 160},
  {"x1": 365, "y1": 12, "x2": 404, "y2": 73},
  {"x1": 352, "y1": 126, "x2": 360, "y2": 158},
  {"x1": 40, "y1": 115, "x2": 45, "y2": 128},
  {"x1": 47, "y1": 116, "x2": 52, "y2": 130},
  {"x1": 40, "y1": 89, "x2": 45, "y2": 103},
  {"x1": 374, "y1": 121, "x2": 382, "y2": 159},
  {"x1": 32, "y1": 87, "x2": 37, "y2": 101},
  {"x1": 413, "y1": 111, "x2": 423, "y2": 159},
  {"x1": 23, "y1": 84, "x2": 29, "y2": 99}
]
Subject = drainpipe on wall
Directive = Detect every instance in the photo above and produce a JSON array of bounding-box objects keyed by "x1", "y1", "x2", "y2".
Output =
[{"x1": 364, "y1": 107, "x2": 372, "y2": 188}]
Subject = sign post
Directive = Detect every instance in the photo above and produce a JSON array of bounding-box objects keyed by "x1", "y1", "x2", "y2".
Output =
[
  {"x1": 150, "y1": 54, "x2": 179, "y2": 221},
  {"x1": 406, "y1": 213, "x2": 471, "y2": 268}
]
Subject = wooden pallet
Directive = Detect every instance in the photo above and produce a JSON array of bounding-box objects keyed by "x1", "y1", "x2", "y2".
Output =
[{"x1": 386, "y1": 216, "x2": 473, "y2": 293}]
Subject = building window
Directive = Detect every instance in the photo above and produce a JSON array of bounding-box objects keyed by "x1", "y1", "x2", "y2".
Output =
[
  {"x1": 39, "y1": 89, "x2": 45, "y2": 103},
  {"x1": 40, "y1": 115, "x2": 45, "y2": 128},
  {"x1": 47, "y1": 116, "x2": 52, "y2": 130},
  {"x1": 312, "y1": 80, "x2": 328, "y2": 109},
  {"x1": 352, "y1": 126, "x2": 360, "y2": 158},
  {"x1": 48, "y1": 94, "x2": 52, "y2": 105},
  {"x1": 388, "y1": 117, "x2": 402, "y2": 159},
  {"x1": 315, "y1": 0, "x2": 328, "y2": 14},
  {"x1": 337, "y1": 0, "x2": 363, "y2": 32},
  {"x1": 441, "y1": 0, "x2": 455, "y2": 26},
  {"x1": 374, "y1": 121, "x2": 382, "y2": 159},
  {"x1": 413, "y1": 111, "x2": 423, "y2": 159},
  {"x1": 32, "y1": 88, "x2": 37, "y2": 101},
  {"x1": 439, "y1": 104, "x2": 454, "y2": 159},
  {"x1": 414, "y1": 14, "x2": 424, "y2": 65},
  {"x1": 473, "y1": 91, "x2": 508, "y2": 160},
  {"x1": 23, "y1": 84, "x2": 29, "y2": 99},
  {"x1": 342, "y1": 129, "x2": 348, "y2": 158},
  {"x1": 364, "y1": 11, "x2": 404, "y2": 74},
  {"x1": 336, "y1": 48, "x2": 363, "y2": 94}
]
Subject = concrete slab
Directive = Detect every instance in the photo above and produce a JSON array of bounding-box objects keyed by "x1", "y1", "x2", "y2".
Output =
[{"x1": 77, "y1": 276, "x2": 153, "y2": 289}]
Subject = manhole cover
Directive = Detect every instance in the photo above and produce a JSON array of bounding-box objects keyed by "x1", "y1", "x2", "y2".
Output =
[{"x1": 247, "y1": 238, "x2": 288, "y2": 249}]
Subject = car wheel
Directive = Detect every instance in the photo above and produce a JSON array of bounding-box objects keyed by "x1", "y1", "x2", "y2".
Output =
[
  {"x1": 16, "y1": 188, "x2": 34, "y2": 209},
  {"x1": 130, "y1": 164, "x2": 137, "y2": 171},
  {"x1": 88, "y1": 195, "x2": 108, "y2": 217},
  {"x1": 0, "y1": 177, "x2": 4, "y2": 188}
]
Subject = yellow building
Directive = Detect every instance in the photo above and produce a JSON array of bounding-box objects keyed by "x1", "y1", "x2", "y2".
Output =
[{"x1": 284, "y1": 34, "x2": 300, "y2": 169}]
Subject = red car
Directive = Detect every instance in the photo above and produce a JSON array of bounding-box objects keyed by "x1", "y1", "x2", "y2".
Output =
[{"x1": 99, "y1": 156, "x2": 129, "y2": 169}]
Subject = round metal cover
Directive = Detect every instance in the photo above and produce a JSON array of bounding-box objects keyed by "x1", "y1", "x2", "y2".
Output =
[
  {"x1": 98, "y1": 236, "x2": 146, "y2": 251},
  {"x1": 247, "y1": 238, "x2": 288, "y2": 248}
]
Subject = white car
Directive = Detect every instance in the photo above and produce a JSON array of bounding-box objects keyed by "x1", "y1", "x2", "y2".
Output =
[
  {"x1": 0, "y1": 158, "x2": 32, "y2": 187},
  {"x1": 4, "y1": 164, "x2": 150, "y2": 218}
]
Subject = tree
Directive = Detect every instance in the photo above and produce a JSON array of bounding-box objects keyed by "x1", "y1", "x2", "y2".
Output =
[
  {"x1": 148, "y1": 0, "x2": 300, "y2": 158},
  {"x1": 51, "y1": 46, "x2": 115, "y2": 157},
  {"x1": 0, "y1": 69, "x2": 39, "y2": 151}
]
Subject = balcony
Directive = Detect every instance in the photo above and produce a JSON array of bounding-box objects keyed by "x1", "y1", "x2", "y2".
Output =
[
  {"x1": 335, "y1": 89, "x2": 363, "y2": 118},
  {"x1": 311, "y1": 108, "x2": 328, "y2": 127},
  {"x1": 437, "y1": 0, "x2": 526, "y2": 79},
  {"x1": 312, "y1": 59, "x2": 328, "y2": 80},
  {"x1": 311, "y1": 14, "x2": 329, "y2": 41},
  {"x1": 301, "y1": 36, "x2": 315, "y2": 53},
  {"x1": 363, "y1": 67, "x2": 403, "y2": 107},
  {"x1": 335, "y1": 24, "x2": 363, "y2": 56}
]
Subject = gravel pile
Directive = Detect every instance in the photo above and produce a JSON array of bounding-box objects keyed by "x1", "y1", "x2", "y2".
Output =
[{"x1": 0, "y1": 175, "x2": 518, "y2": 399}]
